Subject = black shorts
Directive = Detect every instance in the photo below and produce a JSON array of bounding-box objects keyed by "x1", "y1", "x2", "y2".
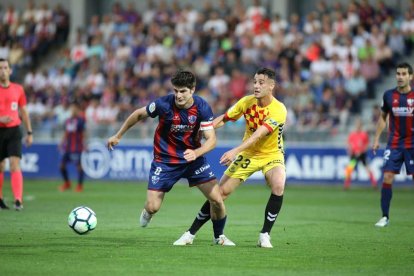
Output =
[
  {"x1": 351, "y1": 152, "x2": 367, "y2": 166},
  {"x1": 0, "y1": 126, "x2": 22, "y2": 161}
]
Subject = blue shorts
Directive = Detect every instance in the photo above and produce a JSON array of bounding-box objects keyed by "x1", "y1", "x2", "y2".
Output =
[
  {"x1": 148, "y1": 157, "x2": 216, "y2": 192},
  {"x1": 61, "y1": 152, "x2": 82, "y2": 165},
  {"x1": 382, "y1": 148, "x2": 414, "y2": 175}
]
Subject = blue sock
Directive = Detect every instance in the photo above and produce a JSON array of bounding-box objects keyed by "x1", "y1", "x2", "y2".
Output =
[
  {"x1": 381, "y1": 183, "x2": 392, "y2": 218},
  {"x1": 212, "y1": 216, "x2": 227, "y2": 239}
]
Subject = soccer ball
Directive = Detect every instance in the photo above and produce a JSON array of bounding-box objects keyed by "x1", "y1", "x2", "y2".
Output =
[{"x1": 68, "y1": 206, "x2": 97, "y2": 235}]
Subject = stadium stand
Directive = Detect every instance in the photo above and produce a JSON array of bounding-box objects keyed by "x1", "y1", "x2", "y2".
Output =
[{"x1": 0, "y1": 0, "x2": 412, "y2": 142}]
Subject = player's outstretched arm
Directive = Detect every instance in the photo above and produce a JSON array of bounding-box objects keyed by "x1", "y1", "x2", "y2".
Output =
[
  {"x1": 220, "y1": 125, "x2": 269, "y2": 166},
  {"x1": 213, "y1": 114, "x2": 227, "y2": 129},
  {"x1": 107, "y1": 107, "x2": 148, "y2": 150},
  {"x1": 372, "y1": 112, "x2": 387, "y2": 155}
]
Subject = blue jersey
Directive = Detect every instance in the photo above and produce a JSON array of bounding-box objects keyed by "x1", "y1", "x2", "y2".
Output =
[
  {"x1": 381, "y1": 88, "x2": 414, "y2": 149},
  {"x1": 63, "y1": 116, "x2": 85, "y2": 153},
  {"x1": 146, "y1": 94, "x2": 214, "y2": 164}
]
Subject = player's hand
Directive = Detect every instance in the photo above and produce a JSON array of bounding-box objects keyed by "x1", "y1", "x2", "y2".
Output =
[
  {"x1": 372, "y1": 140, "x2": 380, "y2": 155},
  {"x1": 25, "y1": 134, "x2": 33, "y2": 147},
  {"x1": 220, "y1": 149, "x2": 237, "y2": 166},
  {"x1": 0, "y1": 116, "x2": 12, "y2": 124},
  {"x1": 184, "y1": 149, "x2": 197, "y2": 162},
  {"x1": 107, "y1": 135, "x2": 120, "y2": 151}
]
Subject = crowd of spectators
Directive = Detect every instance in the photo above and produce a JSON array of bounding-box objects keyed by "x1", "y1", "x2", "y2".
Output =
[
  {"x1": 0, "y1": 0, "x2": 69, "y2": 73},
  {"x1": 2, "y1": 0, "x2": 413, "y2": 140}
]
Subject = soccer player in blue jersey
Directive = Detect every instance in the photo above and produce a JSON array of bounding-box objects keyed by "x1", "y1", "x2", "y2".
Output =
[
  {"x1": 107, "y1": 70, "x2": 234, "y2": 245},
  {"x1": 373, "y1": 62, "x2": 414, "y2": 227},
  {"x1": 59, "y1": 102, "x2": 86, "y2": 192}
]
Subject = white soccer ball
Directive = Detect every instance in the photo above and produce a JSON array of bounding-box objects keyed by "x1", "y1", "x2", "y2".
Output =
[{"x1": 68, "y1": 206, "x2": 97, "y2": 235}]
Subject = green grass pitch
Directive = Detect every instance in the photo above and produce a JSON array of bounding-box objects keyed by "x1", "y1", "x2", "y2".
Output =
[{"x1": 0, "y1": 180, "x2": 413, "y2": 275}]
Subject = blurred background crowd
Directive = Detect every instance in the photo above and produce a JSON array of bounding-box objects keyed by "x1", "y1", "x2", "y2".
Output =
[{"x1": 0, "y1": 0, "x2": 413, "y2": 142}]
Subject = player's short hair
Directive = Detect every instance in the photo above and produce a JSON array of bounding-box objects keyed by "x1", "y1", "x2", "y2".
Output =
[
  {"x1": 256, "y1": 67, "x2": 276, "y2": 81},
  {"x1": 396, "y1": 62, "x2": 413, "y2": 75},
  {"x1": 0, "y1": 58, "x2": 10, "y2": 65},
  {"x1": 171, "y1": 70, "x2": 196, "y2": 89}
]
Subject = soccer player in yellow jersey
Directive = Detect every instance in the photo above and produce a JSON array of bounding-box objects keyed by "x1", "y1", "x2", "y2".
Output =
[{"x1": 174, "y1": 68, "x2": 287, "y2": 248}]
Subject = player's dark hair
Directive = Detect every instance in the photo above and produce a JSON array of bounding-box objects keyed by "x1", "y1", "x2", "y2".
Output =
[
  {"x1": 171, "y1": 70, "x2": 196, "y2": 89},
  {"x1": 397, "y1": 62, "x2": 413, "y2": 75},
  {"x1": 0, "y1": 58, "x2": 9, "y2": 64},
  {"x1": 256, "y1": 67, "x2": 276, "y2": 81}
]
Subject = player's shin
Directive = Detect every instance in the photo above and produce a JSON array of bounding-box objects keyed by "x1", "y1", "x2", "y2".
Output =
[
  {"x1": 212, "y1": 216, "x2": 227, "y2": 239},
  {"x1": 0, "y1": 172, "x2": 3, "y2": 199},
  {"x1": 188, "y1": 200, "x2": 211, "y2": 235},
  {"x1": 261, "y1": 193, "x2": 283, "y2": 234},
  {"x1": 60, "y1": 166, "x2": 69, "y2": 182},
  {"x1": 78, "y1": 167, "x2": 84, "y2": 186},
  {"x1": 11, "y1": 171, "x2": 23, "y2": 202},
  {"x1": 344, "y1": 160, "x2": 356, "y2": 188},
  {"x1": 381, "y1": 183, "x2": 392, "y2": 218}
]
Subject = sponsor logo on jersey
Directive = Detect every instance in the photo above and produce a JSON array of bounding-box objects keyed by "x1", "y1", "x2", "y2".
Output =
[
  {"x1": 392, "y1": 106, "x2": 414, "y2": 116},
  {"x1": 267, "y1": 118, "x2": 278, "y2": 127},
  {"x1": 408, "y1": 99, "x2": 414, "y2": 106},
  {"x1": 170, "y1": 124, "x2": 195, "y2": 132}
]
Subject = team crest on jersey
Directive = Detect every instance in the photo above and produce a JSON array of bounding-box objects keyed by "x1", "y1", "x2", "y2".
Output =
[
  {"x1": 149, "y1": 102, "x2": 156, "y2": 113},
  {"x1": 408, "y1": 99, "x2": 414, "y2": 106},
  {"x1": 188, "y1": 115, "x2": 197, "y2": 124},
  {"x1": 11, "y1": 102, "x2": 18, "y2": 111}
]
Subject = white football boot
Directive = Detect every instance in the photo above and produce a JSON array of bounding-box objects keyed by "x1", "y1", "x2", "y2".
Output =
[
  {"x1": 214, "y1": 235, "x2": 236, "y2": 246},
  {"x1": 173, "y1": 231, "x2": 195, "y2": 246},
  {"x1": 257, "y1": 232, "x2": 273, "y2": 248},
  {"x1": 375, "y1": 216, "x2": 389, "y2": 227},
  {"x1": 139, "y1": 209, "x2": 152, "y2": 227}
]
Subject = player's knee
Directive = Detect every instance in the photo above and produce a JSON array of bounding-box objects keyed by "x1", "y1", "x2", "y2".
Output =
[
  {"x1": 209, "y1": 197, "x2": 224, "y2": 211},
  {"x1": 270, "y1": 183, "x2": 285, "y2": 196},
  {"x1": 145, "y1": 201, "x2": 161, "y2": 214},
  {"x1": 383, "y1": 173, "x2": 394, "y2": 184},
  {"x1": 9, "y1": 163, "x2": 20, "y2": 172},
  {"x1": 219, "y1": 189, "x2": 230, "y2": 200}
]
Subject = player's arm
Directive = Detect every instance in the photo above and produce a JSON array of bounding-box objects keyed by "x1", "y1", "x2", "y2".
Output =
[
  {"x1": 220, "y1": 125, "x2": 270, "y2": 166},
  {"x1": 20, "y1": 105, "x2": 33, "y2": 147},
  {"x1": 107, "y1": 106, "x2": 149, "y2": 150},
  {"x1": 372, "y1": 111, "x2": 388, "y2": 155},
  {"x1": 184, "y1": 128, "x2": 217, "y2": 162},
  {"x1": 214, "y1": 98, "x2": 245, "y2": 129},
  {"x1": 213, "y1": 114, "x2": 228, "y2": 129}
]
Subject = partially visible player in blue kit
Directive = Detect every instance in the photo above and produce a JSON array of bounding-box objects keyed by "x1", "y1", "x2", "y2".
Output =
[
  {"x1": 107, "y1": 70, "x2": 235, "y2": 245},
  {"x1": 373, "y1": 62, "x2": 414, "y2": 227}
]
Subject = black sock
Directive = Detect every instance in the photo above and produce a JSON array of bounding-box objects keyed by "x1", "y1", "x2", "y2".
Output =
[
  {"x1": 77, "y1": 168, "x2": 84, "y2": 185},
  {"x1": 60, "y1": 167, "x2": 69, "y2": 182},
  {"x1": 261, "y1": 193, "x2": 283, "y2": 234},
  {"x1": 212, "y1": 216, "x2": 227, "y2": 239},
  {"x1": 188, "y1": 200, "x2": 211, "y2": 235}
]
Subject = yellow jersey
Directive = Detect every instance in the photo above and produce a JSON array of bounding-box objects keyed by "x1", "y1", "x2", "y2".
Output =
[{"x1": 224, "y1": 95, "x2": 287, "y2": 157}]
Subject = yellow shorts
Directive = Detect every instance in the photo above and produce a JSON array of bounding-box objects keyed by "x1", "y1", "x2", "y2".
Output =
[{"x1": 224, "y1": 151, "x2": 285, "y2": 181}]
